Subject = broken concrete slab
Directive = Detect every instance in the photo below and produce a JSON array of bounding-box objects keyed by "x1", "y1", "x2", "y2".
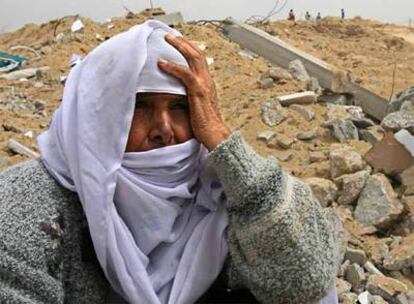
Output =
[
  {"x1": 383, "y1": 235, "x2": 414, "y2": 271},
  {"x1": 297, "y1": 128, "x2": 318, "y2": 140},
  {"x1": 289, "y1": 104, "x2": 315, "y2": 121},
  {"x1": 366, "y1": 275, "x2": 408, "y2": 303},
  {"x1": 153, "y1": 12, "x2": 184, "y2": 26},
  {"x1": 330, "y1": 145, "x2": 367, "y2": 178},
  {"x1": 381, "y1": 110, "x2": 414, "y2": 134},
  {"x1": 345, "y1": 247, "x2": 368, "y2": 266},
  {"x1": 359, "y1": 126, "x2": 385, "y2": 146},
  {"x1": 304, "y1": 177, "x2": 338, "y2": 207},
  {"x1": 325, "y1": 119, "x2": 359, "y2": 142},
  {"x1": 364, "y1": 132, "x2": 414, "y2": 176},
  {"x1": 277, "y1": 91, "x2": 317, "y2": 106},
  {"x1": 257, "y1": 131, "x2": 276, "y2": 143},
  {"x1": 354, "y1": 173, "x2": 404, "y2": 228},
  {"x1": 336, "y1": 170, "x2": 370, "y2": 205},
  {"x1": 260, "y1": 100, "x2": 285, "y2": 126},
  {"x1": 221, "y1": 18, "x2": 388, "y2": 120},
  {"x1": 288, "y1": 59, "x2": 310, "y2": 82},
  {"x1": 7, "y1": 139, "x2": 39, "y2": 158},
  {"x1": 345, "y1": 263, "x2": 365, "y2": 292}
]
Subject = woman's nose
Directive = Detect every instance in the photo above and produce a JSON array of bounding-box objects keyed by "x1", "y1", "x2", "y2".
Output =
[{"x1": 148, "y1": 110, "x2": 174, "y2": 146}]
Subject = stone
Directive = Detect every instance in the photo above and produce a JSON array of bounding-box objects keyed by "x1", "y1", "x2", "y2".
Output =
[
  {"x1": 277, "y1": 91, "x2": 317, "y2": 106},
  {"x1": 371, "y1": 295, "x2": 388, "y2": 304},
  {"x1": 274, "y1": 150, "x2": 294, "y2": 162},
  {"x1": 257, "y1": 131, "x2": 276, "y2": 143},
  {"x1": 345, "y1": 247, "x2": 368, "y2": 266},
  {"x1": 33, "y1": 100, "x2": 46, "y2": 111},
  {"x1": 388, "y1": 86, "x2": 414, "y2": 114},
  {"x1": 351, "y1": 117, "x2": 376, "y2": 129},
  {"x1": 401, "y1": 100, "x2": 414, "y2": 112},
  {"x1": 309, "y1": 151, "x2": 327, "y2": 163},
  {"x1": 0, "y1": 66, "x2": 50, "y2": 80},
  {"x1": 358, "y1": 291, "x2": 371, "y2": 304},
  {"x1": 400, "y1": 166, "x2": 414, "y2": 192},
  {"x1": 261, "y1": 100, "x2": 286, "y2": 127},
  {"x1": 327, "y1": 105, "x2": 365, "y2": 121},
  {"x1": 325, "y1": 119, "x2": 359, "y2": 142},
  {"x1": 336, "y1": 278, "x2": 352, "y2": 298},
  {"x1": 364, "y1": 261, "x2": 385, "y2": 277},
  {"x1": 336, "y1": 170, "x2": 370, "y2": 205},
  {"x1": 360, "y1": 126, "x2": 385, "y2": 146},
  {"x1": 305, "y1": 77, "x2": 322, "y2": 92},
  {"x1": 258, "y1": 77, "x2": 274, "y2": 89},
  {"x1": 276, "y1": 135, "x2": 295, "y2": 149},
  {"x1": 318, "y1": 93, "x2": 355, "y2": 106},
  {"x1": 288, "y1": 59, "x2": 310, "y2": 82},
  {"x1": 395, "y1": 129, "x2": 414, "y2": 157},
  {"x1": 297, "y1": 128, "x2": 318, "y2": 140},
  {"x1": 383, "y1": 235, "x2": 414, "y2": 271},
  {"x1": 289, "y1": 104, "x2": 315, "y2": 121},
  {"x1": 2, "y1": 124, "x2": 23, "y2": 133},
  {"x1": 304, "y1": 177, "x2": 338, "y2": 207},
  {"x1": 330, "y1": 145, "x2": 367, "y2": 178},
  {"x1": 339, "y1": 260, "x2": 351, "y2": 277},
  {"x1": 345, "y1": 263, "x2": 365, "y2": 292},
  {"x1": 260, "y1": 67, "x2": 293, "y2": 84},
  {"x1": 364, "y1": 132, "x2": 414, "y2": 177},
  {"x1": 381, "y1": 111, "x2": 414, "y2": 134},
  {"x1": 354, "y1": 173, "x2": 404, "y2": 228},
  {"x1": 366, "y1": 275, "x2": 408, "y2": 302},
  {"x1": 341, "y1": 292, "x2": 358, "y2": 304}
]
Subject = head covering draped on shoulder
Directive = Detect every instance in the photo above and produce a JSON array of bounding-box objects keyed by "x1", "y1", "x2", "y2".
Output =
[{"x1": 37, "y1": 20, "x2": 228, "y2": 304}]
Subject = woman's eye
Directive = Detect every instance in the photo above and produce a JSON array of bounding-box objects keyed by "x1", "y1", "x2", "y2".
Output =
[{"x1": 171, "y1": 102, "x2": 189, "y2": 111}]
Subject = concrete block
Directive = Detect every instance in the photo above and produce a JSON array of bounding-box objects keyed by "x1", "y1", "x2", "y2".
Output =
[
  {"x1": 277, "y1": 91, "x2": 317, "y2": 106},
  {"x1": 7, "y1": 139, "x2": 39, "y2": 158}
]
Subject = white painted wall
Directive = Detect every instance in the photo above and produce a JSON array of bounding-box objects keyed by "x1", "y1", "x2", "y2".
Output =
[{"x1": 1, "y1": 0, "x2": 413, "y2": 33}]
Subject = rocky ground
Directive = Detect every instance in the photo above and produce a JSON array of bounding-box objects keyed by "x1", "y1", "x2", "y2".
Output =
[{"x1": 1, "y1": 10, "x2": 414, "y2": 304}]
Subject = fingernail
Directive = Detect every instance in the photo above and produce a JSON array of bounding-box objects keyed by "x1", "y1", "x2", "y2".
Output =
[
  {"x1": 158, "y1": 58, "x2": 168, "y2": 65},
  {"x1": 165, "y1": 34, "x2": 175, "y2": 40}
]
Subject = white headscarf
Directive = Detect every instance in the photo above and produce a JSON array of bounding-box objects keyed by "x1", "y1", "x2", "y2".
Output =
[{"x1": 37, "y1": 20, "x2": 228, "y2": 304}]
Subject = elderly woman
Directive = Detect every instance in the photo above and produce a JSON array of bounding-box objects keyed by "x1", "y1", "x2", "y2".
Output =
[{"x1": 0, "y1": 21, "x2": 339, "y2": 304}]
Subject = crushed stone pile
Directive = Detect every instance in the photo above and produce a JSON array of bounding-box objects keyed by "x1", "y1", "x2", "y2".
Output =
[{"x1": 1, "y1": 10, "x2": 414, "y2": 303}]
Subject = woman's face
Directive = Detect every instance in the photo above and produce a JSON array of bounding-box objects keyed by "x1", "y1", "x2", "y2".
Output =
[{"x1": 125, "y1": 93, "x2": 193, "y2": 152}]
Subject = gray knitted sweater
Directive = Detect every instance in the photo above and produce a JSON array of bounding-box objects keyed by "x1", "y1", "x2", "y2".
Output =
[{"x1": 0, "y1": 133, "x2": 338, "y2": 304}]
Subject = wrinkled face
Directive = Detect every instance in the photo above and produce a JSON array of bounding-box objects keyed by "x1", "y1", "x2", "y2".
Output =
[{"x1": 125, "y1": 93, "x2": 193, "y2": 152}]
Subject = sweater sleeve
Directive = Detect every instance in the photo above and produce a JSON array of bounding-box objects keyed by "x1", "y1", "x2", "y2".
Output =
[{"x1": 208, "y1": 132, "x2": 339, "y2": 304}]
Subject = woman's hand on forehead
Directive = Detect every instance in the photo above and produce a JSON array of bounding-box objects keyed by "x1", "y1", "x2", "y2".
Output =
[{"x1": 158, "y1": 34, "x2": 230, "y2": 151}]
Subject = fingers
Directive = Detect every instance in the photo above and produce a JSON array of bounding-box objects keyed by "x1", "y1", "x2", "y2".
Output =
[
  {"x1": 158, "y1": 59, "x2": 194, "y2": 86},
  {"x1": 165, "y1": 34, "x2": 207, "y2": 72}
]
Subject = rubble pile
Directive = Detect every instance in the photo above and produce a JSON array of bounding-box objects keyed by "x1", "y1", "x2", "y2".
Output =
[{"x1": 1, "y1": 10, "x2": 414, "y2": 303}]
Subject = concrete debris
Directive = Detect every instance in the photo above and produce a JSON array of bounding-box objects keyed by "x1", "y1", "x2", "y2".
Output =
[
  {"x1": 371, "y1": 295, "x2": 388, "y2": 304},
  {"x1": 260, "y1": 100, "x2": 285, "y2": 126},
  {"x1": 305, "y1": 177, "x2": 338, "y2": 207},
  {"x1": 7, "y1": 139, "x2": 39, "y2": 159},
  {"x1": 258, "y1": 77, "x2": 274, "y2": 89},
  {"x1": 274, "y1": 150, "x2": 294, "y2": 162},
  {"x1": 395, "y1": 129, "x2": 414, "y2": 158},
  {"x1": 288, "y1": 59, "x2": 310, "y2": 82},
  {"x1": 0, "y1": 66, "x2": 50, "y2": 81},
  {"x1": 335, "y1": 170, "x2": 370, "y2": 205},
  {"x1": 345, "y1": 247, "x2": 368, "y2": 266},
  {"x1": 400, "y1": 166, "x2": 414, "y2": 193},
  {"x1": 354, "y1": 173, "x2": 404, "y2": 228},
  {"x1": 383, "y1": 235, "x2": 414, "y2": 271},
  {"x1": 339, "y1": 260, "x2": 351, "y2": 277},
  {"x1": 260, "y1": 67, "x2": 293, "y2": 84},
  {"x1": 257, "y1": 131, "x2": 276, "y2": 143},
  {"x1": 329, "y1": 145, "x2": 367, "y2": 178},
  {"x1": 358, "y1": 291, "x2": 371, "y2": 304},
  {"x1": 305, "y1": 77, "x2": 322, "y2": 93},
  {"x1": 276, "y1": 134, "x2": 295, "y2": 149},
  {"x1": 309, "y1": 151, "x2": 327, "y2": 163},
  {"x1": 71, "y1": 19, "x2": 85, "y2": 33},
  {"x1": 337, "y1": 278, "x2": 352, "y2": 298},
  {"x1": 327, "y1": 104, "x2": 365, "y2": 121},
  {"x1": 153, "y1": 12, "x2": 184, "y2": 26},
  {"x1": 289, "y1": 104, "x2": 315, "y2": 121},
  {"x1": 359, "y1": 126, "x2": 385, "y2": 146},
  {"x1": 24, "y1": 131, "x2": 34, "y2": 138},
  {"x1": 364, "y1": 132, "x2": 414, "y2": 177},
  {"x1": 318, "y1": 93, "x2": 355, "y2": 106},
  {"x1": 351, "y1": 117, "x2": 376, "y2": 129},
  {"x1": 366, "y1": 275, "x2": 408, "y2": 303},
  {"x1": 345, "y1": 263, "x2": 365, "y2": 292},
  {"x1": 388, "y1": 86, "x2": 414, "y2": 114},
  {"x1": 297, "y1": 128, "x2": 318, "y2": 140},
  {"x1": 277, "y1": 91, "x2": 317, "y2": 106},
  {"x1": 401, "y1": 99, "x2": 414, "y2": 112},
  {"x1": 364, "y1": 261, "x2": 385, "y2": 277},
  {"x1": 341, "y1": 292, "x2": 359, "y2": 304},
  {"x1": 381, "y1": 111, "x2": 414, "y2": 134},
  {"x1": 324, "y1": 119, "x2": 359, "y2": 142}
]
